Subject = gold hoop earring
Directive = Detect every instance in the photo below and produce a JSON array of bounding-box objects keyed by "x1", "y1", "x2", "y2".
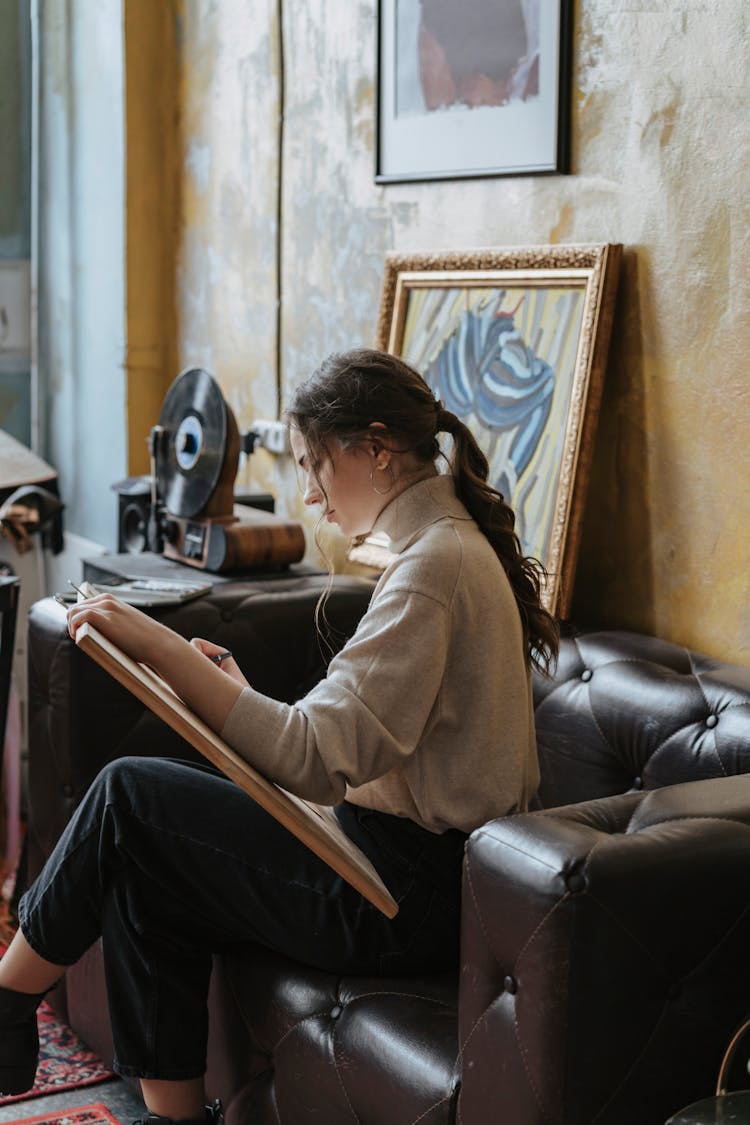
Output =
[{"x1": 370, "y1": 464, "x2": 395, "y2": 496}]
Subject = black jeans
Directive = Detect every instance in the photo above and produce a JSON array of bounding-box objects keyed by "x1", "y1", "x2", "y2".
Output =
[{"x1": 18, "y1": 756, "x2": 466, "y2": 1080}]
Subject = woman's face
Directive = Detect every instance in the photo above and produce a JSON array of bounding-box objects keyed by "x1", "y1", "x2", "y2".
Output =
[{"x1": 290, "y1": 427, "x2": 388, "y2": 538}]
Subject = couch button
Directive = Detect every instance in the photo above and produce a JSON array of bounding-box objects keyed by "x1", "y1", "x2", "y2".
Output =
[
  {"x1": 633, "y1": 776, "x2": 643, "y2": 790},
  {"x1": 330, "y1": 1005, "x2": 342, "y2": 1019},
  {"x1": 566, "y1": 873, "x2": 586, "y2": 893},
  {"x1": 504, "y1": 975, "x2": 517, "y2": 994},
  {"x1": 581, "y1": 669, "x2": 592, "y2": 682},
  {"x1": 62, "y1": 784, "x2": 73, "y2": 797},
  {"x1": 706, "y1": 714, "x2": 718, "y2": 728},
  {"x1": 220, "y1": 609, "x2": 234, "y2": 623}
]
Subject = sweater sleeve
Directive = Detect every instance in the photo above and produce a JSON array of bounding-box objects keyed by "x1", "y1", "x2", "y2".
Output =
[{"x1": 219, "y1": 584, "x2": 450, "y2": 805}]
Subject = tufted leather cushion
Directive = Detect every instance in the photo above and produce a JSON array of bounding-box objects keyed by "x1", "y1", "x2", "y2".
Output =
[
  {"x1": 459, "y1": 776, "x2": 750, "y2": 1123},
  {"x1": 208, "y1": 947, "x2": 459, "y2": 1125},
  {"x1": 532, "y1": 628, "x2": 750, "y2": 807}
]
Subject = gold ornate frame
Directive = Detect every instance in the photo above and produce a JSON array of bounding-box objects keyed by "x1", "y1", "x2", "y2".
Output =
[{"x1": 353, "y1": 244, "x2": 621, "y2": 619}]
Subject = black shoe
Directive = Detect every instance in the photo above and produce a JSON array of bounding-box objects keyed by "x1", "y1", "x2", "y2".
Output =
[
  {"x1": 134, "y1": 1098, "x2": 224, "y2": 1125},
  {"x1": 0, "y1": 984, "x2": 48, "y2": 1096}
]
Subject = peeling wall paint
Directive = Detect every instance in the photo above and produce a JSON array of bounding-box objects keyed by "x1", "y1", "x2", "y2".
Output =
[
  {"x1": 176, "y1": 0, "x2": 281, "y2": 500},
  {"x1": 172, "y1": 0, "x2": 750, "y2": 663}
]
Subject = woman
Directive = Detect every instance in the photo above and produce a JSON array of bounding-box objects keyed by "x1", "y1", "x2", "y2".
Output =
[{"x1": 0, "y1": 349, "x2": 558, "y2": 1125}]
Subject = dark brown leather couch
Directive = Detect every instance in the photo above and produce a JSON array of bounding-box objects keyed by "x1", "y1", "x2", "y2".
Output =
[{"x1": 24, "y1": 577, "x2": 750, "y2": 1125}]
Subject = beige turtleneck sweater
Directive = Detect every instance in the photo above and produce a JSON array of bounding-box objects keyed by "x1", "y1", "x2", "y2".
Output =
[{"x1": 221, "y1": 474, "x2": 539, "y2": 834}]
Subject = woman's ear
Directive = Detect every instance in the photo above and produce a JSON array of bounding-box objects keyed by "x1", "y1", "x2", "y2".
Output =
[{"x1": 367, "y1": 421, "x2": 388, "y2": 460}]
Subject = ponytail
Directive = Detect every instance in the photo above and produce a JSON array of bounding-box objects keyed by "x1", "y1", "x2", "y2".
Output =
[{"x1": 437, "y1": 405, "x2": 559, "y2": 675}]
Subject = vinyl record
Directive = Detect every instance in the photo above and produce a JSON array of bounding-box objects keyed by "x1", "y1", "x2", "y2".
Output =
[{"x1": 156, "y1": 368, "x2": 228, "y2": 518}]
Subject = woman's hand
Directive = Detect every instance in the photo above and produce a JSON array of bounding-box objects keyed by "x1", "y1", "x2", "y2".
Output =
[
  {"x1": 189, "y1": 638, "x2": 250, "y2": 689},
  {"x1": 65, "y1": 595, "x2": 246, "y2": 732},
  {"x1": 66, "y1": 594, "x2": 180, "y2": 671}
]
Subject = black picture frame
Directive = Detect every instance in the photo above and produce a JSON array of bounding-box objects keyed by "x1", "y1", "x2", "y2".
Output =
[{"x1": 375, "y1": 0, "x2": 573, "y2": 183}]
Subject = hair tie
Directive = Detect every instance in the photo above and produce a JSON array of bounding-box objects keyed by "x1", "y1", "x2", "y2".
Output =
[{"x1": 435, "y1": 401, "x2": 456, "y2": 433}]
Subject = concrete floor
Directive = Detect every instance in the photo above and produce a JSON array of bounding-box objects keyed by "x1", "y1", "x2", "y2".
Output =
[{"x1": 0, "y1": 1077, "x2": 146, "y2": 1123}]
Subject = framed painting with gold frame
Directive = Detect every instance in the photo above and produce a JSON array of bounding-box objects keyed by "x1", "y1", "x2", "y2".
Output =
[{"x1": 349, "y1": 244, "x2": 621, "y2": 619}]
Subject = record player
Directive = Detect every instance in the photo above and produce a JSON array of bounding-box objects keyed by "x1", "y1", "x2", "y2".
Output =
[{"x1": 145, "y1": 368, "x2": 305, "y2": 573}]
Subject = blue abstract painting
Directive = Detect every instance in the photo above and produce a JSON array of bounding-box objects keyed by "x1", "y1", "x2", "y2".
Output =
[{"x1": 400, "y1": 283, "x2": 585, "y2": 564}]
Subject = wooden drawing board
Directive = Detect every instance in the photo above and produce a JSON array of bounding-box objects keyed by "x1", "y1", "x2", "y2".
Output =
[{"x1": 74, "y1": 621, "x2": 398, "y2": 918}]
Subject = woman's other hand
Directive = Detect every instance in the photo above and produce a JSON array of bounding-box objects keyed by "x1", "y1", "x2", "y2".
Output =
[{"x1": 190, "y1": 638, "x2": 250, "y2": 688}]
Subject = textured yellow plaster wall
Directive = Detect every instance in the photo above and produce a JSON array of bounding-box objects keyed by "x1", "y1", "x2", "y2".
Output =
[
  {"x1": 168, "y1": 0, "x2": 750, "y2": 663},
  {"x1": 175, "y1": 0, "x2": 282, "y2": 499},
  {"x1": 124, "y1": 0, "x2": 180, "y2": 475}
]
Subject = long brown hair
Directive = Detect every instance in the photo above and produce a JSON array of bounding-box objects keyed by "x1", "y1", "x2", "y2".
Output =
[{"x1": 288, "y1": 348, "x2": 559, "y2": 673}]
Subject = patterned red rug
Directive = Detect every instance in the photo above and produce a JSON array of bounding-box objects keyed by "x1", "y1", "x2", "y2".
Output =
[
  {"x1": 0, "y1": 943, "x2": 114, "y2": 1107},
  {"x1": 7, "y1": 1103, "x2": 121, "y2": 1125}
]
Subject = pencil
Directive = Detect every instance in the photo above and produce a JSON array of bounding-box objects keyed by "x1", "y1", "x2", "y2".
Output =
[{"x1": 68, "y1": 579, "x2": 92, "y2": 600}]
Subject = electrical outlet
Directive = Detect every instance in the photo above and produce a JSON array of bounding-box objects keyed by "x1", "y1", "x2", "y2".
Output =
[{"x1": 252, "y1": 419, "x2": 289, "y2": 455}]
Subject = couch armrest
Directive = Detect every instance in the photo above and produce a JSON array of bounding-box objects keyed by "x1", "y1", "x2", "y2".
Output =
[
  {"x1": 25, "y1": 573, "x2": 373, "y2": 885},
  {"x1": 457, "y1": 776, "x2": 750, "y2": 1125}
]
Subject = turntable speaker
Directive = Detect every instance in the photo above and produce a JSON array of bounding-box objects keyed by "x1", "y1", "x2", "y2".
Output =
[
  {"x1": 113, "y1": 479, "x2": 276, "y2": 556},
  {"x1": 112, "y1": 476, "x2": 151, "y2": 554},
  {"x1": 145, "y1": 368, "x2": 305, "y2": 573}
]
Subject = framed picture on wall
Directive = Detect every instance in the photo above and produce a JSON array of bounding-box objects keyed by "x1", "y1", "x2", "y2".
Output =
[
  {"x1": 375, "y1": 0, "x2": 573, "y2": 182},
  {"x1": 349, "y1": 245, "x2": 622, "y2": 619}
]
